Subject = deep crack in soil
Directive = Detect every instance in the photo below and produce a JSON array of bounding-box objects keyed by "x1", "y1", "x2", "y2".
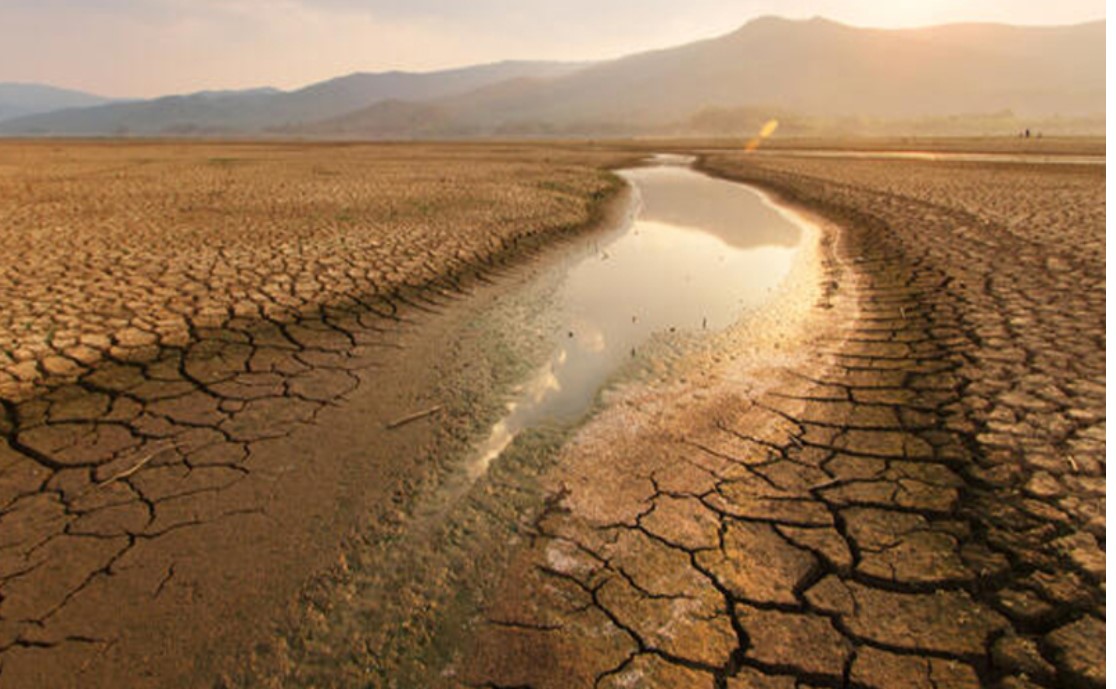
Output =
[
  {"x1": 0, "y1": 143, "x2": 1104, "y2": 689},
  {"x1": 0, "y1": 142, "x2": 636, "y2": 688},
  {"x1": 459, "y1": 151, "x2": 1104, "y2": 689}
]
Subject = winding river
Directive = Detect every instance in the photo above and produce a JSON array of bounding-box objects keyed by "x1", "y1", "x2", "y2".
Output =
[{"x1": 470, "y1": 156, "x2": 806, "y2": 476}]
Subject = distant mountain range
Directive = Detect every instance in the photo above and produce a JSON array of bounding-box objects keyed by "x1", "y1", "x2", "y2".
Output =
[
  {"x1": 0, "y1": 17, "x2": 1104, "y2": 138},
  {"x1": 0, "y1": 61, "x2": 584, "y2": 135},
  {"x1": 0, "y1": 83, "x2": 115, "y2": 123}
]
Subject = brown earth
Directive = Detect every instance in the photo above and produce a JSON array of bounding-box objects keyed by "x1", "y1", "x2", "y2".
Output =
[
  {"x1": 0, "y1": 140, "x2": 631, "y2": 401},
  {"x1": 606, "y1": 136, "x2": 1106, "y2": 159},
  {"x1": 459, "y1": 152, "x2": 1105, "y2": 688},
  {"x1": 729, "y1": 135, "x2": 1106, "y2": 156},
  {"x1": 0, "y1": 141, "x2": 634, "y2": 687},
  {"x1": 0, "y1": 141, "x2": 1105, "y2": 688}
]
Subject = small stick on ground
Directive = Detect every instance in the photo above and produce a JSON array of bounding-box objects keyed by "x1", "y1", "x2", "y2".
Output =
[
  {"x1": 97, "y1": 442, "x2": 177, "y2": 488},
  {"x1": 386, "y1": 405, "x2": 443, "y2": 430}
]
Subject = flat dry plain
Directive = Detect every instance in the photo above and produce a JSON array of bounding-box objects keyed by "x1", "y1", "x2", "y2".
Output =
[
  {"x1": 0, "y1": 140, "x2": 1105, "y2": 689},
  {"x1": 0, "y1": 141, "x2": 626, "y2": 400},
  {"x1": 0, "y1": 140, "x2": 630, "y2": 687},
  {"x1": 459, "y1": 149, "x2": 1105, "y2": 689}
]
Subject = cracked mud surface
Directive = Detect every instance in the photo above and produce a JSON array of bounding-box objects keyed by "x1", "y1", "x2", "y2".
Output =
[
  {"x1": 0, "y1": 141, "x2": 632, "y2": 687},
  {"x1": 0, "y1": 143, "x2": 1103, "y2": 688},
  {"x1": 0, "y1": 141, "x2": 628, "y2": 400},
  {"x1": 461, "y1": 153, "x2": 1104, "y2": 689}
]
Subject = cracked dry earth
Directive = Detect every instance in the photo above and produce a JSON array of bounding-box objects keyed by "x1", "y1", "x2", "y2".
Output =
[
  {"x1": 0, "y1": 141, "x2": 631, "y2": 687},
  {"x1": 462, "y1": 154, "x2": 1105, "y2": 689}
]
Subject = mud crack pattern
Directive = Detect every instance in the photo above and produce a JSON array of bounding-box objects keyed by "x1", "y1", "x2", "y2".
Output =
[
  {"x1": 0, "y1": 142, "x2": 629, "y2": 687},
  {"x1": 463, "y1": 154, "x2": 1104, "y2": 689}
]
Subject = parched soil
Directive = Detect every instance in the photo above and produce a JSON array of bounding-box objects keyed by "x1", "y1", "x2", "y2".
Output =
[
  {"x1": 0, "y1": 141, "x2": 632, "y2": 687},
  {"x1": 460, "y1": 154, "x2": 1104, "y2": 688},
  {"x1": 0, "y1": 141, "x2": 629, "y2": 401},
  {"x1": 0, "y1": 141, "x2": 1104, "y2": 689},
  {"x1": 751, "y1": 135, "x2": 1106, "y2": 156}
]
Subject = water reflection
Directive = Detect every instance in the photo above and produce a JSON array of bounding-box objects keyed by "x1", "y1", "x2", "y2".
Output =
[
  {"x1": 469, "y1": 163, "x2": 803, "y2": 478},
  {"x1": 633, "y1": 166, "x2": 801, "y2": 249}
]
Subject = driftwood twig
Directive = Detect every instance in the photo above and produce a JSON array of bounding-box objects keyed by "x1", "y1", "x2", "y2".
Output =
[
  {"x1": 97, "y1": 442, "x2": 177, "y2": 487},
  {"x1": 386, "y1": 405, "x2": 443, "y2": 430}
]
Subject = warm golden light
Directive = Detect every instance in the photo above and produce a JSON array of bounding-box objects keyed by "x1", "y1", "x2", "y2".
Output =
[{"x1": 744, "y1": 119, "x2": 779, "y2": 152}]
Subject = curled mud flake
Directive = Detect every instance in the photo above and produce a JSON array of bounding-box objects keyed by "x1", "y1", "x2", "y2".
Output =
[{"x1": 1043, "y1": 616, "x2": 1106, "y2": 689}]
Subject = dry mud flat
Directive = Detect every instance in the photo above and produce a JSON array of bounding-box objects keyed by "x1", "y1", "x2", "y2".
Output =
[
  {"x1": 0, "y1": 141, "x2": 633, "y2": 687},
  {"x1": 0, "y1": 141, "x2": 628, "y2": 401},
  {"x1": 461, "y1": 154, "x2": 1105, "y2": 688},
  {"x1": 0, "y1": 142, "x2": 1105, "y2": 688}
]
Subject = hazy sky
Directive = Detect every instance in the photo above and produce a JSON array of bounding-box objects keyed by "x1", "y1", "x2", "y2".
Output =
[{"x1": 0, "y1": 0, "x2": 1106, "y2": 97}]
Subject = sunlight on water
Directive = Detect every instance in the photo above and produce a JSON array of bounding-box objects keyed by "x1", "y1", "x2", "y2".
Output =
[{"x1": 468, "y1": 160, "x2": 803, "y2": 479}]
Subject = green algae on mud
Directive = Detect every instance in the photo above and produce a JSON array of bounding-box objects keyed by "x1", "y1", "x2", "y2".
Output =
[
  {"x1": 208, "y1": 171, "x2": 637, "y2": 689},
  {"x1": 468, "y1": 161, "x2": 804, "y2": 480},
  {"x1": 254, "y1": 159, "x2": 815, "y2": 687}
]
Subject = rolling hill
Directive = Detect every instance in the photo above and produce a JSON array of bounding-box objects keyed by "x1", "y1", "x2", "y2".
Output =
[
  {"x1": 294, "y1": 17, "x2": 1104, "y2": 137},
  {"x1": 0, "y1": 61, "x2": 586, "y2": 135},
  {"x1": 0, "y1": 83, "x2": 114, "y2": 123}
]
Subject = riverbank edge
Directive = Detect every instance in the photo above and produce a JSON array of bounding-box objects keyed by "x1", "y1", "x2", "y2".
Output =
[
  {"x1": 453, "y1": 156, "x2": 866, "y2": 686},
  {"x1": 199, "y1": 168, "x2": 647, "y2": 686},
  {"x1": 0, "y1": 156, "x2": 642, "y2": 688}
]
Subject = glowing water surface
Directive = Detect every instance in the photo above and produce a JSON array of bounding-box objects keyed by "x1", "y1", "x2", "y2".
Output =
[{"x1": 469, "y1": 161, "x2": 804, "y2": 477}]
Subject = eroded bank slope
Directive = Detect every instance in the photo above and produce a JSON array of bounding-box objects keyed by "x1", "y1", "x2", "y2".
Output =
[
  {"x1": 460, "y1": 153, "x2": 1104, "y2": 689},
  {"x1": 0, "y1": 142, "x2": 633, "y2": 688}
]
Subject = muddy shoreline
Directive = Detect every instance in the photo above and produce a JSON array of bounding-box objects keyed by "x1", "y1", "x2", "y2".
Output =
[
  {"x1": 0, "y1": 144, "x2": 1103, "y2": 688},
  {"x1": 215, "y1": 177, "x2": 645, "y2": 688},
  {"x1": 458, "y1": 160, "x2": 852, "y2": 689},
  {"x1": 0, "y1": 147, "x2": 636, "y2": 688},
  {"x1": 452, "y1": 152, "x2": 1104, "y2": 688},
  {"x1": 243, "y1": 161, "x2": 830, "y2": 687}
]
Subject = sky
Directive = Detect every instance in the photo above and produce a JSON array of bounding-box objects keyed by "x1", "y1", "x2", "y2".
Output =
[{"x1": 0, "y1": 0, "x2": 1106, "y2": 98}]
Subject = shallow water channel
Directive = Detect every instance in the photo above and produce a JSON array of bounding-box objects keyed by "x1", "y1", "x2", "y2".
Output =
[
  {"x1": 278, "y1": 157, "x2": 814, "y2": 684},
  {"x1": 469, "y1": 158, "x2": 804, "y2": 476}
]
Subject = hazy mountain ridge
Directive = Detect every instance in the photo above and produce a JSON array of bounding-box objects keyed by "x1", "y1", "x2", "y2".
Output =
[
  {"x1": 0, "y1": 83, "x2": 115, "y2": 123},
  {"x1": 1, "y1": 17, "x2": 1104, "y2": 137},
  {"x1": 292, "y1": 17, "x2": 1104, "y2": 138},
  {"x1": 0, "y1": 61, "x2": 588, "y2": 135}
]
